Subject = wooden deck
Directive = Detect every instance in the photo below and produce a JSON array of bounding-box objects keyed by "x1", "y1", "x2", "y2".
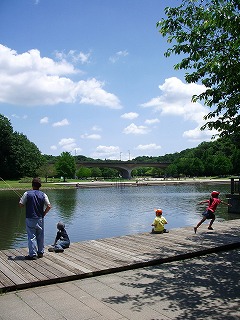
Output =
[{"x1": 0, "y1": 219, "x2": 239, "y2": 293}]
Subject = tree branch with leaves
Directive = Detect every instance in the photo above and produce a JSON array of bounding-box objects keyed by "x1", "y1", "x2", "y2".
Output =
[{"x1": 157, "y1": 0, "x2": 240, "y2": 138}]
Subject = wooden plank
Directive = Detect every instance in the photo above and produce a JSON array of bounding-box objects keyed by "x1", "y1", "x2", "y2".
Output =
[
  {"x1": 46, "y1": 252, "x2": 93, "y2": 273},
  {"x1": 0, "y1": 258, "x2": 25, "y2": 286},
  {"x1": 41, "y1": 254, "x2": 76, "y2": 277},
  {"x1": 35, "y1": 255, "x2": 74, "y2": 278},
  {"x1": 64, "y1": 245, "x2": 120, "y2": 270},
  {"x1": 75, "y1": 241, "x2": 139, "y2": 258},
  {"x1": 90, "y1": 239, "x2": 140, "y2": 260},
  {"x1": 100, "y1": 238, "x2": 154, "y2": 261},
  {"x1": 0, "y1": 251, "x2": 31, "y2": 285},
  {"x1": 12, "y1": 248, "x2": 52, "y2": 281},
  {"x1": 0, "y1": 269, "x2": 15, "y2": 289},
  {"x1": 72, "y1": 241, "x2": 130, "y2": 263},
  {"x1": 0, "y1": 250, "x2": 41, "y2": 283},
  {"x1": 0, "y1": 219, "x2": 239, "y2": 293},
  {"x1": 80, "y1": 241, "x2": 134, "y2": 264},
  {"x1": 43, "y1": 253, "x2": 84, "y2": 275},
  {"x1": 73, "y1": 242, "x2": 125, "y2": 267},
  {"x1": 102, "y1": 235, "x2": 157, "y2": 254}
]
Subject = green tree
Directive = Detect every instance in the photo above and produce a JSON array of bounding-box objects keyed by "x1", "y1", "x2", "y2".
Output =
[
  {"x1": 165, "y1": 163, "x2": 179, "y2": 177},
  {"x1": 9, "y1": 133, "x2": 43, "y2": 179},
  {"x1": 188, "y1": 158, "x2": 204, "y2": 177},
  {"x1": 55, "y1": 152, "x2": 76, "y2": 181},
  {"x1": 37, "y1": 162, "x2": 57, "y2": 182},
  {"x1": 0, "y1": 114, "x2": 44, "y2": 179},
  {"x1": 100, "y1": 167, "x2": 118, "y2": 178},
  {"x1": 157, "y1": 0, "x2": 240, "y2": 137},
  {"x1": 151, "y1": 167, "x2": 165, "y2": 178},
  {"x1": 76, "y1": 167, "x2": 91, "y2": 179},
  {"x1": 91, "y1": 167, "x2": 102, "y2": 179},
  {"x1": 177, "y1": 158, "x2": 190, "y2": 176},
  {"x1": 0, "y1": 114, "x2": 13, "y2": 178},
  {"x1": 212, "y1": 153, "x2": 233, "y2": 176},
  {"x1": 203, "y1": 155, "x2": 216, "y2": 176}
]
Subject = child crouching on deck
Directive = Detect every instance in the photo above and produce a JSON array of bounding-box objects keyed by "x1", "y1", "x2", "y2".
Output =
[{"x1": 48, "y1": 221, "x2": 70, "y2": 253}]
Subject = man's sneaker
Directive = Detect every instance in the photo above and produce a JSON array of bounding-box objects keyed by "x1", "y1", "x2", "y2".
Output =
[
  {"x1": 48, "y1": 247, "x2": 55, "y2": 252},
  {"x1": 38, "y1": 253, "x2": 44, "y2": 258},
  {"x1": 208, "y1": 226, "x2": 214, "y2": 230},
  {"x1": 25, "y1": 255, "x2": 37, "y2": 260}
]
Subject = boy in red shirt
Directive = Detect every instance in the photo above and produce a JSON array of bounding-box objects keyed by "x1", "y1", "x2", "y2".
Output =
[{"x1": 194, "y1": 191, "x2": 230, "y2": 233}]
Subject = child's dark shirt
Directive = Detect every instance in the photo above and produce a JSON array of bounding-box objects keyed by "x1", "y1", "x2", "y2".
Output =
[{"x1": 56, "y1": 229, "x2": 70, "y2": 242}]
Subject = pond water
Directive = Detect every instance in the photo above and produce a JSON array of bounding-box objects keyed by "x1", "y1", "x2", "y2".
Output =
[{"x1": 0, "y1": 183, "x2": 239, "y2": 250}]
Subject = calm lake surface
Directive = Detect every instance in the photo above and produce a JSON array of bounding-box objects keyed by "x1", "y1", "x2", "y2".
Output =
[{"x1": 0, "y1": 183, "x2": 239, "y2": 250}]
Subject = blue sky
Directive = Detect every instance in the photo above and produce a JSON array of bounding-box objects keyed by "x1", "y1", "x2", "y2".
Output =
[{"x1": 0, "y1": 0, "x2": 214, "y2": 160}]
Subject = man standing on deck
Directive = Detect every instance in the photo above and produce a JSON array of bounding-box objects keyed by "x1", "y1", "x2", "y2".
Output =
[{"x1": 19, "y1": 178, "x2": 51, "y2": 260}]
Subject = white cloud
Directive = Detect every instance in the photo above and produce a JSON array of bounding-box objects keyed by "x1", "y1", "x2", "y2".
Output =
[
  {"x1": 11, "y1": 114, "x2": 28, "y2": 120},
  {"x1": 136, "y1": 143, "x2": 161, "y2": 151},
  {"x1": 183, "y1": 126, "x2": 215, "y2": 141},
  {"x1": 145, "y1": 118, "x2": 160, "y2": 125},
  {"x1": 53, "y1": 118, "x2": 69, "y2": 127},
  {"x1": 140, "y1": 77, "x2": 216, "y2": 141},
  {"x1": 75, "y1": 78, "x2": 121, "y2": 108},
  {"x1": 80, "y1": 133, "x2": 101, "y2": 140},
  {"x1": 123, "y1": 123, "x2": 149, "y2": 135},
  {"x1": 121, "y1": 112, "x2": 139, "y2": 120},
  {"x1": 11, "y1": 114, "x2": 19, "y2": 118},
  {"x1": 58, "y1": 138, "x2": 75, "y2": 146},
  {"x1": 92, "y1": 145, "x2": 120, "y2": 159},
  {"x1": 109, "y1": 50, "x2": 129, "y2": 63},
  {"x1": 91, "y1": 125, "x2": 102, "y2": 131},
  {"x1": 40, "y1": 117, "x2": 49, "y2": 124},
  {"x1": 117, "y1": 50, "x2": 129, "y2": 57},
  {"x1": 54, "y1": 50, "x2": 91, "y2": 64},
  {"x1": 58, "y1": 138, "x2": 77, "y2": 151},
  {"x1": 96, "y1": 145, "x2": 119, "y2": 153},
  {"x1": 141, "y1": 77, "x2": 207, "y2": 124},
  {"x1": 0, "y1": 44, "x2": 122, "y2": 109},
  {"x1": 50, "y1": 145, "x2": 57, "y2": 150}
]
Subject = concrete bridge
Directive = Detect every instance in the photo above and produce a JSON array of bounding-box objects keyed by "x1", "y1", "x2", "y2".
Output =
[{"x1": 77, "y1": 161, "x2": 170, "y2": 179}]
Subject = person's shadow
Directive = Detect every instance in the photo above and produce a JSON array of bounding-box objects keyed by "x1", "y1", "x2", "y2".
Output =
[{"x1": 8, "y1": 255, "x2": 26, "y2": 261}]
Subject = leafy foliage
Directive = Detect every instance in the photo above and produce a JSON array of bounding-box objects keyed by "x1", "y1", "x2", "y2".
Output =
[
  {"x1": 55, "y1": 152, "x2": 76, "y2": 181},
  {"x1": 157, "y1": 0, "x2": 240, "y2": 137},
  {"x1": 0, "y1": 115, "x2": 14, "y2": 178},
  {"x1": 76, "y1": 167, "x2": 92, "y2": 179},
  {"x1": 0, "y1": 114, "x2": 43, "y2": 179},
  {"x1": 135, "y1": 137, "x2": 238, "y2": 177},
  {"x1": 9, "y1": 133, "x2": 43, "y2": 179}
]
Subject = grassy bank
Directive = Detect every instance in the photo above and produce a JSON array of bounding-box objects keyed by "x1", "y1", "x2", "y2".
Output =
[
  {"x1": 0, "y1": 178, "x2": 129, "y2": 190},
  {"x1": 0, "y1": 179, "x2": 78, "y2": 190},
  {"x1": 0, "y1": 176, "x2": 231, "y2": 191}
]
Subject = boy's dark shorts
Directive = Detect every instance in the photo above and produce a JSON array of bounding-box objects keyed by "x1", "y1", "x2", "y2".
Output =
[{"x1": 202, "y1": 210, "x2": 215, "y2": 219}]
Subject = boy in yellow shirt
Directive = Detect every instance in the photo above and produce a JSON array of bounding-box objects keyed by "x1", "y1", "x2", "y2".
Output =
[{"x1": 151, "y1": 208, "x2": 169, "y2": 234}]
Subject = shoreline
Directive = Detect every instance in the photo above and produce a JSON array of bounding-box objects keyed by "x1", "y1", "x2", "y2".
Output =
[
  {"x1": 53, "y1": 178, "x2": 230, "y2": 188},
  {"x1": 0, "y1": 178, "x2": 230, "y2": 191}
]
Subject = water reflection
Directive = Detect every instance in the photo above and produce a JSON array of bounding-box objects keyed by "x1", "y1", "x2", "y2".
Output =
[
  {"x1": 0, "y1": 183, "x2": 238, "y2": 250},
  {"x1": 51, "y1": 189, "x2": 78, "y2": 219}
]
